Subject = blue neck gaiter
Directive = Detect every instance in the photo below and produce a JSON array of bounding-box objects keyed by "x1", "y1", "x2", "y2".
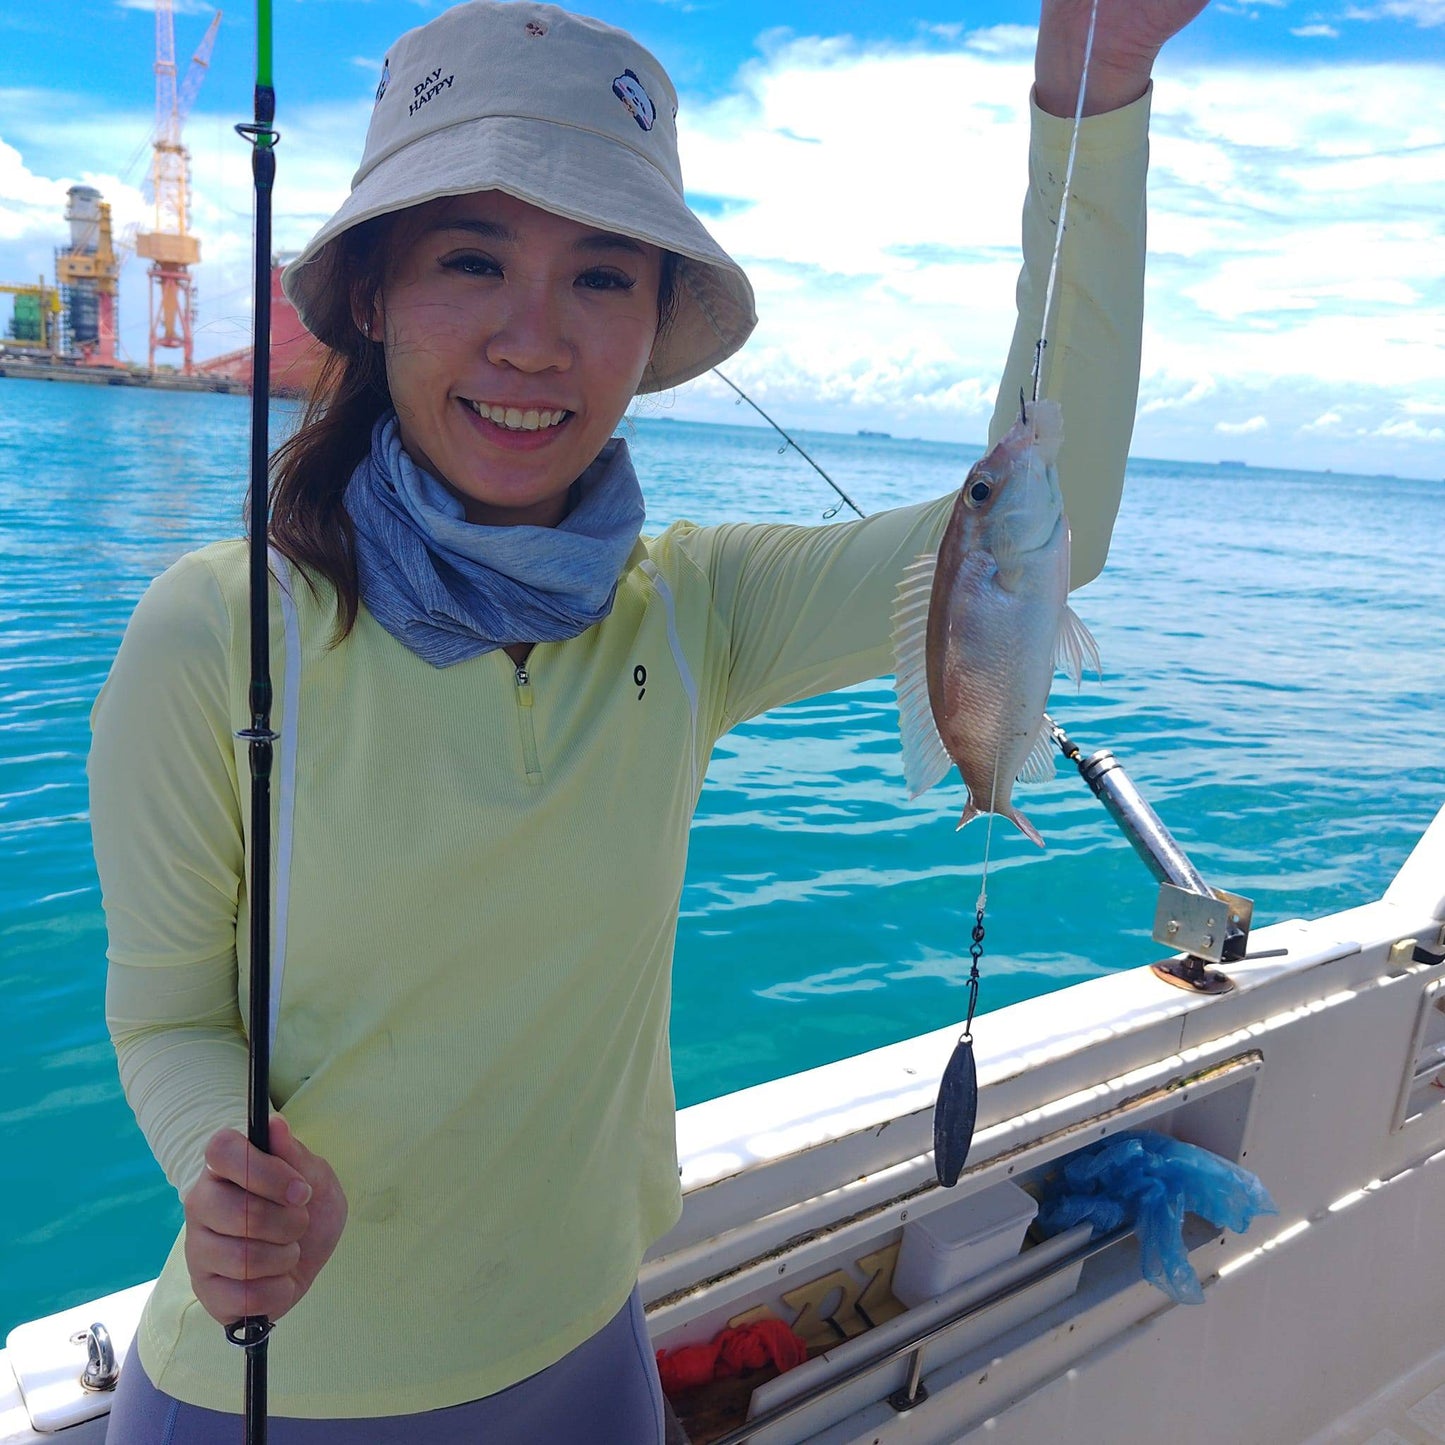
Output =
[{"x1": 343, "y1": 414, "x2": 645, "y2": 668}]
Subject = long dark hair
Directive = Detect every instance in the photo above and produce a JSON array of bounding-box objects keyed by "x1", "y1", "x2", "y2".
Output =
[{"x1": 267, "y1": 218, "x2": 680, "y2": 642}]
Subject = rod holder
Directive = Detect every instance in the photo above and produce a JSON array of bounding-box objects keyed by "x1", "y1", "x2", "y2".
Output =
[{"x1": 1051, "y1": 723, "x2": 1247, "y2": 994}]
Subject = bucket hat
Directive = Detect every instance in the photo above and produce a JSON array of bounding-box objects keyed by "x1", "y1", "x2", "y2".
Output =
[{"x1": 282, "y1": 0, "x2": 757, "y2": 392}]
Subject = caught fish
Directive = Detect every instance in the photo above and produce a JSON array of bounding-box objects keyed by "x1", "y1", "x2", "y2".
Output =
[{"x1": 891, "y1": 397, "x2": 1099, "y2": 846}]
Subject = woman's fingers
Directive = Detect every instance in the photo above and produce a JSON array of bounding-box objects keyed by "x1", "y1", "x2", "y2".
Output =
[
  {"x1": 189, "y1": 1270, "x2": 299, "y2": 1325},
  {"x1": 183, "y1": 1211, "x2": 306, "y2": 1325},
  {"x1": 187, "y1": 1225, "x2": 301, "y2": 1281},
  {"x1": 202, "y1": 1125, "x2": 313, "y2": 1207},
  {"x1": 190, "y1": 1178, "x2": 308, "y2": 1245}
]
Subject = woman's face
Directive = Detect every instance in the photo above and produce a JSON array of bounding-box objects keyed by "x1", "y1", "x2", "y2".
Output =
[{"x1": 370, "y1": 191, "x2": 663, "y2": 527}]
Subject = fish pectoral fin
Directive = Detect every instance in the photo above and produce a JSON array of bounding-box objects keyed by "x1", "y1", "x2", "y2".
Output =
[
  {"x1": 892, "y1": 551, "x2": 953, "y2": 799},
  {"x1": 1015, "y1": 718, "x2": 1057, "y2": 785},
  {"x1": 1055, "y1": 605, "x2": 1102, "y2": 689}
]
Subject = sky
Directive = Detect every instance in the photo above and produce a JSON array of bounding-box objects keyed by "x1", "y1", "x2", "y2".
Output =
[{"x1": 1, "y1": 0, "x2": 1442, "y2": 479}]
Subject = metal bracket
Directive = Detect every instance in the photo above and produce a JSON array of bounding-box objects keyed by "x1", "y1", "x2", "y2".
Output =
[
  {"x1": 887, "y1": 1348, "x2": 929, "y2": 1412},
  {"x1": 1152, "y1": 884, "x2": 1252, "y2": 964}
]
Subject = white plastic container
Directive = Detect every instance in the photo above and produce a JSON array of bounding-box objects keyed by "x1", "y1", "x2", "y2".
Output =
[{"x1": 891, "y1": 1180, "x2": 1038, "y2": 1307}]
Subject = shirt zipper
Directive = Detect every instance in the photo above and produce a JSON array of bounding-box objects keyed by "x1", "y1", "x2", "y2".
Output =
[{"x1": 514, "y1": 663, "x2": 542, "y2": 783}]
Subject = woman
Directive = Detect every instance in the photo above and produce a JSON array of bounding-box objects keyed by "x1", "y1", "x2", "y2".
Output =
[{"x1": 92, "y1": 0, "x2": 1205, "y2": 1438}]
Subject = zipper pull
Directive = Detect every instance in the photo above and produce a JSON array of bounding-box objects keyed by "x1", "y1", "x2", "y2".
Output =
[{"x1": 515, "y1": 666, "x2": 529, "y2": 687}]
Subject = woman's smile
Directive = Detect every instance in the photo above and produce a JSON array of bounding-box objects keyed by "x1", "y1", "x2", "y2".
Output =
[{"x1": 457, "y1": 396, "x2": 576, "y2": 452}]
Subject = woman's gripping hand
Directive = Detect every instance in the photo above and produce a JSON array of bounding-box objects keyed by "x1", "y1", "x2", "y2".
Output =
[
  {"x1": 183, "y1": 1115, "x2": 349, "y2": 1326},
  {"x1": 1036, "y1": 0, "x2": 1211, "y2": 117}
]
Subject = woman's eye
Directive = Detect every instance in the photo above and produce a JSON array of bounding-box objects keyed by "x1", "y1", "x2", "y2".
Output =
[
  {"x1": 443, "y1": 253, "x2": 501, "y2": 278},
  {"x1": 577, "y1": 268, "x2": 635, "y2": 292}
]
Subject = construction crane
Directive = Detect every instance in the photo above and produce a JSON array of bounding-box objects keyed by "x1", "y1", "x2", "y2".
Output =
[{"x1": 134, "y1": 1, "x2": 221, "y2": 374}]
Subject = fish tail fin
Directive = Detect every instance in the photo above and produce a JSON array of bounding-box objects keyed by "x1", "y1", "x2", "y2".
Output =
[
  {"x1": 958, "y1": 798, "x2": 1044, "y2": 847},
  {"x1": 1004, "y1": 805, "x2": 1046, "y2": 849}
]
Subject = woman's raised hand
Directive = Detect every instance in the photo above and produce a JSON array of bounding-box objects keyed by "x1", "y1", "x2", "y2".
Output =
[
  {"x1": 183, "y1": 1115, "x2": 349, "y2": 1326},
  {"x1": 1036, "y1": 0, "x2": 1211, "y2": 117}
]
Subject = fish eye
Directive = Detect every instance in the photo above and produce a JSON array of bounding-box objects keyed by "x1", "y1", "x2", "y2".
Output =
[{"x1": 966, "y1": 478, "x2": 992, "y2": 507}]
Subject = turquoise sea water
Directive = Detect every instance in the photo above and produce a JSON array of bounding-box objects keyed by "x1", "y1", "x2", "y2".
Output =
[{"x1": 2, "y1": 378, "x2": 1442, "y2": 1336}]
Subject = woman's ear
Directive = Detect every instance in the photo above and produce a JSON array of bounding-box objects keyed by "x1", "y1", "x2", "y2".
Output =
[{"x1": 351, "y1": 287, "x2": 382, "y2": 344}]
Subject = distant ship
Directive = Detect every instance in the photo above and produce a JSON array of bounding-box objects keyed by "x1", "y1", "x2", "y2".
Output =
[
  {"x1": 1219, "y1": 459, "x2": 1247, "y2": 467},
  {"x1": 857, "y1": 429, "x2": 892, "y2": 439}
]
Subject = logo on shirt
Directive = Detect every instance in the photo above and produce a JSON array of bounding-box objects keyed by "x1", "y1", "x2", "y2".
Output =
[
  {"x1": 375, "y1": 58, "x2": 390, "y2": 105},
  {"x1": 634, "y1": 664, "x2": 647, "y2": 699},
  {"x1": 612, "y1": 70, "x2": 656, "y2": 131}
]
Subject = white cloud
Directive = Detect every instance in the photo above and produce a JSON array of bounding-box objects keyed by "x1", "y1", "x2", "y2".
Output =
[
  {"x1": 1215, "y1": 415, "x2": 1269, "y2": 434},
  {"x1": 962, "y1": 25, "x2": 1038, "y2": 54},
  {"x1": 674, "y1": 38, "x2": 1444, "y2": 471},
  {"x1": 114, "y1": 0, "x2": 216, "y2": 12},
  {"x1": 1346, "y1": 1, "x2": 1445, "y2": 24},
  {"x1": 1140, "y1": 373, "x2": 1218, "y2": 415},
  {"x1": 0, "y1": 139, "x2": 73, "y2": 241},
  {"x1": 1291, "y1": 23, "x2": 1342, "y2": 36},
  {"x1": 1374, "y1": 416, "x2": 1445, "y2": 440}
]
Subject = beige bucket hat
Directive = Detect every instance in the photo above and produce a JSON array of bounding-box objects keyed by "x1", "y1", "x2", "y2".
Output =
[{"x1": 282, "y1": 0, "x2": 757, "y2": 393}]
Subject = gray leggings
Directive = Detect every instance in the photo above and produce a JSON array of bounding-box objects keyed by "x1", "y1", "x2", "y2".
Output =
[{"x1": 104, "y1": 1287, "x2": 666, "y2": 1443}]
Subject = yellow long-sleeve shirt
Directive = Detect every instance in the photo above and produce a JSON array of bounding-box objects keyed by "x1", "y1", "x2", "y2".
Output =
[{"x1": 87, "y1": 93, "x2": 1150, "y2": 1417}]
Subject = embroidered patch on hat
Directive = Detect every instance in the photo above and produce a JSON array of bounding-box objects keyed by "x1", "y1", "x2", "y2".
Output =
[
  {"x1": 375, "y1": 58, "x2": 390, "y2": 105},
  {"x1": 612, "y1": 70, "x2": 656, "y2": 131},
  {"x1": 525, "y1": 19, "x2": 548, "y2": 36},
  {"x1": 408, "y1": 65, "x2": 455, "y2": 118}
]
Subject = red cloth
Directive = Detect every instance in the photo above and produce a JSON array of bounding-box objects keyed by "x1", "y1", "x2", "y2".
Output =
[{"x1": 656, "y1": 1317, "x2": 809, "y2": 1395}]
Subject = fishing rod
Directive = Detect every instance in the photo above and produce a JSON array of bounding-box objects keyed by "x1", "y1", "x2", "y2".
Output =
[
  {"x1": 227, "y1": 3, "x2": 279, "y2": 1441},
  {"x1": 712, "y1": 368, "x2": 866, "y2": 519}
]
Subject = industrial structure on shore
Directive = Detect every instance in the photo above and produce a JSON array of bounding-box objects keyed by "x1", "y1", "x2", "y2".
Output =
[
  {"x1": 2, "y1": 185, "x2": 124, "y2": 370},
  {"x1": 0, "y1": 0, "x2": 323, "y2": 399}
]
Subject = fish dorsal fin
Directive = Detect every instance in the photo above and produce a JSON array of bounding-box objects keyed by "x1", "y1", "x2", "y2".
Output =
[
  {"x1": 1016, "y1": 716, "x2": 1057, "y2": 785},
  {"x1": 892, "y1": 551, "x2": 952, "y2": 799},
  {"x1": 1055, "y1": 604, "x2": 1101, "y2": 689}
]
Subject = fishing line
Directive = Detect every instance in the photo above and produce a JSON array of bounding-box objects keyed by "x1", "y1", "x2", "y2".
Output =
[
  {"x1": 228, "y1": 2, "x2": 279, "y2": 1440},
  {"x1": 1031, "y1": 0, "x2": 1100, "y2": 406},
  {"x1": 934, "y1": 0, "x2": 1100, "y2": 1189}
]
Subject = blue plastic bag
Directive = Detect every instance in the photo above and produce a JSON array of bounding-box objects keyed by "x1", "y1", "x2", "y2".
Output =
[{"x1": 1035, "y1": 1130, "x2": 1277, "y2": 1304}]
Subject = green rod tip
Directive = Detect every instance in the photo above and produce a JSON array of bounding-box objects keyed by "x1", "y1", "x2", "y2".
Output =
[{"x1": 256, "y1": 0, "x2": 274, "y2": 88}]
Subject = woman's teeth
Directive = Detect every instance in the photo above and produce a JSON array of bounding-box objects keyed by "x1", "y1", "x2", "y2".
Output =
[{"x1": 466, "y1": 400, "x2": 569, "y2": 432}]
